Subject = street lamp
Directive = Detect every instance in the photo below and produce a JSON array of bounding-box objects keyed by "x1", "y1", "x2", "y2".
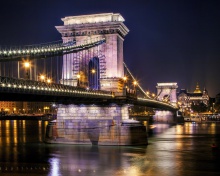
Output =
[
  {"x1": 123, "y1": 76, "x2": 127, "y2": 82},
  {"x1": 40, "y1": 75, "x2": 45, "y2": 82},
  {"x1": 133, "y1": 80, "x2": 137, "y2": 94},
  {"x1": 152, "y1": 93, "x2": 155, "y2": 98},
  {"x1": 47, "y1": 79, "x2": 51, "y2": 84},
  {"x1": 123, "y1": 76, "x2": 127, "y2": 87},
  {"x1": 91, "y1": 69, "x2": 96, "y2": 74},
  {"x1": 24, "y1": 61, "x2": 30, "y2": 79},
  {"x1": 77, "y1": 74, "x2": 80, "y2": 86}
]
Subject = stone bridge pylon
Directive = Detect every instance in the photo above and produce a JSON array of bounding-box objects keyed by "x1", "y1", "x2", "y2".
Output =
[
  {"x1": 56, "y1": 13, "x2": 129, "y2": 92},
  {"x1": 156, "y1": 83, "x2": 178, "y2": 106},
  {"x1": 45, "y1": 13, "x2": 148, "y2": 146}
]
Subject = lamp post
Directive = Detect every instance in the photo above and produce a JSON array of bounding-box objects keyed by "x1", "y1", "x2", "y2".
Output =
[
  {"x1": 47, "y1": 79, "x2": 51, "y2": 84},
  {"x1": 40, "y1": 75, "x2": 45, "y2": 82},
  {"x1": 77, "y1": 74, "x2": 80, "y2": 87},
  {"x1": 91, "y1": 69, "x2": 96, "y2": 89},
  {"x1": 152, "y1": 93, "x2": 155, "y2": 99},
  {"x1": 122, "y1": 76, "x2": 128, "y2": 95},
  {"x1": 24, "y1": 62, "x2": 30, "y2": 79},
  {"x1": 123, "y1": 76, "x2": 127, "y2": 88},
  {"x1": 91, "y1": 69, "x2": 96, "y2": 74},
  {"x1": 133, "y1": 80, "x2": 137, "y2": 94}
]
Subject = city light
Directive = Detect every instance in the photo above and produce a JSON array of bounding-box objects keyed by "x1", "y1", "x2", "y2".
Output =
[
  {"x1": 47, "y1": 79, "x2": 51, "y2": 83},
  {"x1": 91, "y1": 69, "x2": 96, "y2": 74},
  {"x1": 40, "y1": 75, "x2": 46, "y2": 81},
  {"x1": 23, "y1": 61, "x2": 31, "y2": 79},
  {"x1": 133, "y1": 81, "x2": 137, "y2": 85},
  {"x1": 0, "y1": 38, "x2": 106, "y2": 57},
  {"x1": 24, "y1": 62, "x2": 30, "y2": 68}
]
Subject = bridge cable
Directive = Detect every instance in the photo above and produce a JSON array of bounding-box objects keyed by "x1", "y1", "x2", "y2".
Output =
[{"x1": 123, "y1": 62, "x2": 152, "y2": 99}]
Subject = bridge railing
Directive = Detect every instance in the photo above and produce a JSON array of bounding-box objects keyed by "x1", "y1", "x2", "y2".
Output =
[
  {"x1": 0, "y1": 76, "x2": 113, "y2": 98},
  {"x1": 137, "y1": 97, "x2": 178, "y2": 110}
]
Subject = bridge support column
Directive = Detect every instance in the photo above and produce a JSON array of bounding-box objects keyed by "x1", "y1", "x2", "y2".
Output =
[
  {"x1": 153, "y1": 110, "x2": 177, "y2": 124},
  {"x1": 45, "y1": 104, "x2": 148, "y2": 145}
]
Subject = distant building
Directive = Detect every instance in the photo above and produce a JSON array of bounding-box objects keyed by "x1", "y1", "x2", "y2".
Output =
[
  {"x1": 0, "y1": 101, "x2": 53, "y2": 114},
  {"x1": 177, "y1": 83, "x2": 209, "y2": 114}
]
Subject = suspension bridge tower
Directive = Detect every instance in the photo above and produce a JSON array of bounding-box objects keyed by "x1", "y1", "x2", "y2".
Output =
[
  {"x1": 56, "y1": 13, "x2": 129, "y2": 92},
  {"x1": 45, "y1": 13, "x2": 148, "y2": 146},
  {"x1": 156, "y1": 83, "x2": 178, "y2": 106},
  {"x1": 154, "y1": 83, "x2": 178, "y2": 123}
]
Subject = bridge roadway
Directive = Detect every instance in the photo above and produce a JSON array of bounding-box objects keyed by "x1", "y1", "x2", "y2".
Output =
[{"x1": 0, "y1": 76, "x2": 177, "y2": 111}]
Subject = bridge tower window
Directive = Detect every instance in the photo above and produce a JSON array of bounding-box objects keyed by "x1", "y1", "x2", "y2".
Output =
[{"x1": 89, "y1": 57, "x2": 100, "y2": 90}]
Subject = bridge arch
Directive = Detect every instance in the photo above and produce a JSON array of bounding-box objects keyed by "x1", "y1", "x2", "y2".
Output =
[
  {"x1": 88, "y1": 57, "x2": 100, "y2": 90},
  {"x1": 156, "y1": 83, "x2": 178, "y2": 106},
  {"x1": 56, "y1": 13, "x2": 129, "y2": 92}
]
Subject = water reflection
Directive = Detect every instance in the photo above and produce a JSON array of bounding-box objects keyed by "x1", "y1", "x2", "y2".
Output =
[
  {"x1": 46, "y1": 145, "x2": 149, "y2": 176},
  {"x1": 0, "y1": 120, "x2": 220, "y2": 175}
]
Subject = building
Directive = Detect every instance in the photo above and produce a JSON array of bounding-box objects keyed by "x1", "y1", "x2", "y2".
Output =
[
  {"x1": 177, "y1": 83, "x2": 209, "y2": 116},
  {"x1": 0, "y1": 101, "x2": 23, "y2": 114},
  {"x1": 0, "y1": 101, "x2": 54, "y2": 114}
]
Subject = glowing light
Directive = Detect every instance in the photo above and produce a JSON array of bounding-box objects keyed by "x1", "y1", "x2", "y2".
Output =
[
  {"x1": 24, "y1": 62, "x2": 30, "y2": 68},
  {"x1": 91, "y1": 69, "x2": 96, "y2": 74},
  {"x1": 40, "y1": 75, "x2": 45, "y2": 81},
  {"x1": 157, "y1": 83, "x2": 178, "y2": 86},
  {"x1": 47, "y1": 79, "x2": 51, "y2": 83},
  {"x1": 49, "y1": 158, "x2": 60, "y2": 176}
]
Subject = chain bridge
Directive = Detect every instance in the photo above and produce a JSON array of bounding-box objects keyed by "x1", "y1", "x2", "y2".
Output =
[{"x1": 0, "y1": 13, "x2": 178, "y2": 146}]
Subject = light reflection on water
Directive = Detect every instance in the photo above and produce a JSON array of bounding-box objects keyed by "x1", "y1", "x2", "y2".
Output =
[{"x1": 0, "y1": 120, "x2": 220, "y2": 176}]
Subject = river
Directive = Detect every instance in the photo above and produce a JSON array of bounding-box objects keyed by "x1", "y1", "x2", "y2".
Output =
[{"x1": 0, "y1": 120, "x2": 220, "y2": 176}]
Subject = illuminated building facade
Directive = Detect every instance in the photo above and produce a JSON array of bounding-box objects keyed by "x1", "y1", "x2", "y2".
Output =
[
  {"x1": 0, "y1": 101, "x2": 23, "y2": 114},
  {"x1": 0, "y1": 101, "x2": 53, "y2": 114},
  {"x1": 177, "y1": 83, "x2": 209, "y2": 114}
]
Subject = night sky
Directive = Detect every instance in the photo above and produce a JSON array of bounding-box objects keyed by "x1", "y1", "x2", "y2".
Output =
[{"x1": 0, "y1": 0, "x2": 220, "y2": 97}]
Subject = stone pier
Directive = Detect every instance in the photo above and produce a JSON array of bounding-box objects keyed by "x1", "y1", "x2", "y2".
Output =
[
  {"x1": 45, "y1": 104, "x2": 148, "y2": 145},
  {"x1": 153, "y1": 110, "x2": 177, "y2": 123}
]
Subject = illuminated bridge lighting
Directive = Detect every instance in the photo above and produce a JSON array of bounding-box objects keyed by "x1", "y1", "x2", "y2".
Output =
[
  {"x1": 0, "y1": 76, "x2": 113, "y2": 99},
  {"x1": 137, "y1": 97, "x2": 177, "y2": 109},
  {"x1": 0, "y1": 37, "x2": 106, "y2": 61},
  {"x1": 123, "y1": 62, "x2": 152, "y2": 99}
]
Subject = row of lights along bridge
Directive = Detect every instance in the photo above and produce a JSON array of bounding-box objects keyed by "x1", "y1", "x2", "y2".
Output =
[{"x1": 23, "y1": 60, "x2": 157, "y2": 98}]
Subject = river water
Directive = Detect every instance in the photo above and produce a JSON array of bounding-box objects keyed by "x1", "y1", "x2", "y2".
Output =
[{"x1": 0, "y1": 120, "x2": 220, "y2": 176}]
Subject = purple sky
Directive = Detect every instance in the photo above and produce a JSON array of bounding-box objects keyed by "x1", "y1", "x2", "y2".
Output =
[{"x1": 0, "y1": 0, "x2": 220, "y2": 97}]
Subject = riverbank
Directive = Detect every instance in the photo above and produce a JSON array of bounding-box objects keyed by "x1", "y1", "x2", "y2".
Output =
[{"x1": 0, "y1": 114, "x2": 56, "y2": 121}]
